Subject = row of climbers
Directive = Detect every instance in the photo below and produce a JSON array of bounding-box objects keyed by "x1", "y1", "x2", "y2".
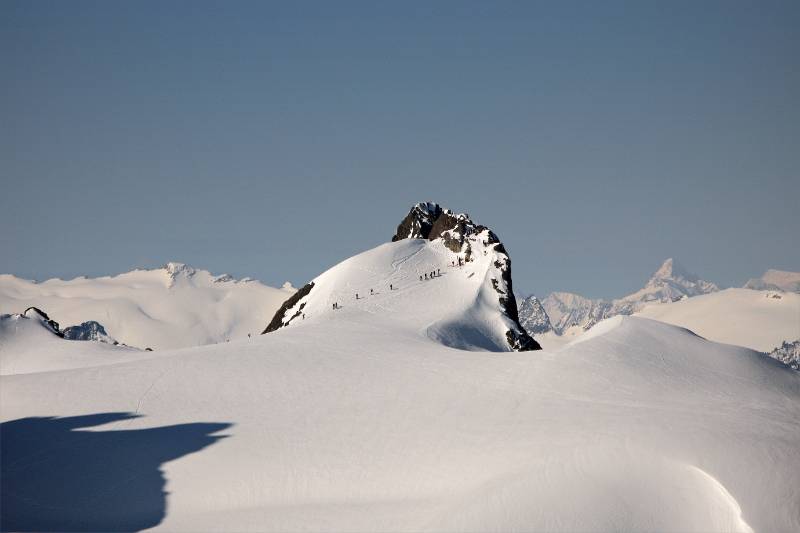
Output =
[{"x1": 333, "y1": 253, "x2": 469, "y2": 311}]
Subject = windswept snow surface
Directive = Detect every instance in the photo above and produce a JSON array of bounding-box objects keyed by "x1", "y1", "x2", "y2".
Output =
[
  {"x1": 3, "y1": 312, "x2": 799, "y2": 531},
  {"x1": 635, "y1": 288, "x2": 800, "y2": 352},
  {"x1": 0, "y1": 263, "x2": 294, "y2": 349},
  {"x1": 3, "y1": 247, "x2": 800, "y2": 531}
]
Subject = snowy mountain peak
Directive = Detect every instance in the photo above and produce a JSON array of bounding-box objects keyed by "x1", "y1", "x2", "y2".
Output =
[
  {"x1": 635, "y1": 258, "x2": 718, "y2": 302},
  {"x1": 651, "y1": 258, "x2": 695, "y2": 282},
  {"x1": 265, "y1": 203, "x2": 540, "y2": 352}
]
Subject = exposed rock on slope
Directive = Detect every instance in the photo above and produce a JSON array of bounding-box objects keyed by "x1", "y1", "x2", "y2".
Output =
[
  {"x1": 62, "y1": 321, "x2": 117, "y2": 344},
  {"x1": 262, "y1": 282, "x2": 315, "y2": 333},
  {"x1": 21, "y1": 307, "x2": 63, "y2": 337},
  {"x1": 265, "y1": 202, "x2": 540, "y2": 352},
  {"x1": 769, "y1": 340, "x2": 800, "y2": 370}
]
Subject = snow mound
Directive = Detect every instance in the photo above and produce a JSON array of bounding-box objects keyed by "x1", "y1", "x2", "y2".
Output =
[
  {"x1": 0, "y1": 311, "x2": 144, "y2": 375},
  {"x1": 263, "y1": 203, "x2": 539, "y2": 352},
  {"x1": 2, "y1": 315, "x2": 798, "y2": 531},
  {"x1": 635, "y1": 288, "x2": 800, "y2": 352}
]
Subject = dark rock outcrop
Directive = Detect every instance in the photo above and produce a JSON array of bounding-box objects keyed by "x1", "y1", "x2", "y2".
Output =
[
  {"x1": 63, "y1": 321, "x2": 116, "y2": 344},
  {"x1": 262, "y1": 282, "x2": 315, "y2": 334},
  {"x1": 23, "y1": 307, "x2": 63, "y2": 337},
  {"x1": 391, "y1": 202, "x2": 443, "y2": 241}
]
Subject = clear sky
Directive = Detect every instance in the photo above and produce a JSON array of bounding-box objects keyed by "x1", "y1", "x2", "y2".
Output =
[{"x1": 2, "y1": 1, "x2": 798, "y2": 299}]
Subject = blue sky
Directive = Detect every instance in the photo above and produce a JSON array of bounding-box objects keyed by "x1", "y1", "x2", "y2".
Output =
[{"x1": 2, "y1": 1, "x2": 798, "y2": 298}]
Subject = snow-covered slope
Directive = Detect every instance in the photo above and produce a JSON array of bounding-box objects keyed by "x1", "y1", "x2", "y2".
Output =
[
  {"x1": 264, "y1": 203, "x2": 539, "y2": 352},
  {"x1": 2, "y1": 313, "x2": 798, "y2": 531},
  {"x1": 0, "y1": 263, "x2": 294, "y2": 349},
  {"x1": 744, "y1": 269, "x2": 800, "y2": 293},
  {"x1": 635, "y1": 288, "x2": 800, "y2": 352}
]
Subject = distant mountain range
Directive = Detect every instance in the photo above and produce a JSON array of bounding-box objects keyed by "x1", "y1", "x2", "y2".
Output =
[
  {"x1": 0, "y1": 263, "x2": 294, "y2": 350},
  {"x1": 744, "y1": 269, "x2": 800, "y2": 293},
  {"x1": 519, "y1": 258, "x2": 720, "y2": 336}
]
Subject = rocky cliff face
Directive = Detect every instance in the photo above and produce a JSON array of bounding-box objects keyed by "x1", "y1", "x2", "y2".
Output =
[
  {"x1": 768, "y1": 340, "x2": 800, "y2": 370},
  {"x1": 517, "y1": 295, "x2": 553, "y2": 335},
  {"x1": 62, "y1": 321, "x2": 118, "y2": 344}
]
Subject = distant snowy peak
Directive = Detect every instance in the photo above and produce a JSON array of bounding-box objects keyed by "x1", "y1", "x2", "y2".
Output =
[
  {"x1": 744, "y1": 269, "x2": 800, "y2": 293},
  {"x1": 636, "y1": 258, "x2": 719, "y2": 301},
  {"x1": 265, "y1": 202, "x2": 540, "y2": 352},
  {"x1": 540, "y1": 292, "x2": 611, "y2": 335},
  {"x1": 158, "y1": 261, "x2": 271, "y2": 288}
]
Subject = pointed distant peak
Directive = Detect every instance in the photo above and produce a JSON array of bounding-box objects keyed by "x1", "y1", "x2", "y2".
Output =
[{"x1": 652, "y1": 258, "x2": 695, "y2": 281}]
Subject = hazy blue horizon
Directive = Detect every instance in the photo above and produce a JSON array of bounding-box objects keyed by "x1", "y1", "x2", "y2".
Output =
[{"x1": 2, "y1": 1, "x2": 798, "y2": 299}]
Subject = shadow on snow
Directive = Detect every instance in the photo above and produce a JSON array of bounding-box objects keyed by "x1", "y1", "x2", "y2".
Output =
[{"x1": 1, "y1": 412, "x2": 230, "y2": 532}]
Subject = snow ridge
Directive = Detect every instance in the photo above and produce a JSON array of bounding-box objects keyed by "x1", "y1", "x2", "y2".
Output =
[{"x1": 264, "y1": 202, "x2": 540, "y2": 352}]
